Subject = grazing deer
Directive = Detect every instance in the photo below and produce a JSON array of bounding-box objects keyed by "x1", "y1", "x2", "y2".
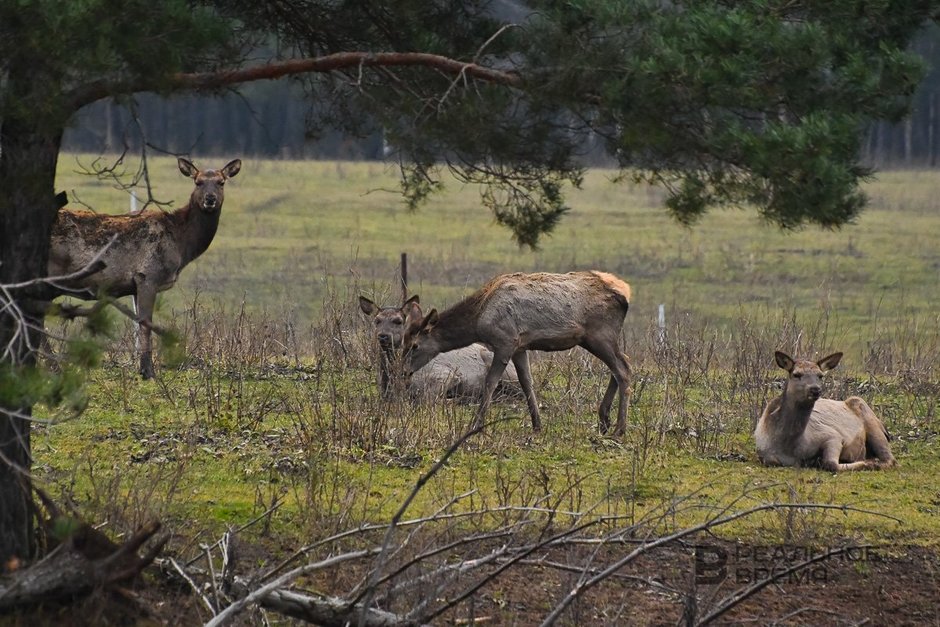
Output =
[
  {"x1": 359, "y1": 295, "x2": 518, "y2": 401},
  {"x1": 754, "y1": 351, "x2": 897, "y2": 472},
  {"x1": 403, "y1": 271, "x2": 633, "y2": 434},
  {"x1": 48, "y1": 158, "x2": 242, "y2": 379}
]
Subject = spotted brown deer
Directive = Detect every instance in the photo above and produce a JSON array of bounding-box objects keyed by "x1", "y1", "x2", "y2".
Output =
[
  {"x1": 359, "y1": 294, "x2": 518, "y2": 401},
  {"x1": 403, "y1": 271, "x2": 633, "y2": 434},
  {"x1": 48, "y1": 157, "x2": 242, "y2": 379},
  {"x1": 754, "y1": 351, "x2": 897, "y2": 472}
]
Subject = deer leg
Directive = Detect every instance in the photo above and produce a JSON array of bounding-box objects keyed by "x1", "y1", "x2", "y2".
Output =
[
  {"x1": 846, "y1": 397, "x2": 898, "y2": 468},
  {"x1": 838, "y1": 460, "x2": 880, "y2": 471},
  {"x1": 818, "y1": 441, "x2": 842, "y2": 473},
  {"x1": 133, "y1": 279, "x2": 157, "y2": 380},
  {"x1": 583, "y1": 340, "x2": 633, "y2": 436},
  {"x1": 598, "y1": 377, "x2": 618, "y2": 434},
  {"x1": 610, "y1": 352, "x2": 633, "y2": 436},
  {"x1": 474, "y1": 351, "x2": 512, "y2": 430},
  {"x1": 818, "y1": 440, "x2": 877, "y2": 472},
  {"x1": 511, "y1": 351, "x2": 541, "y2": 432}
]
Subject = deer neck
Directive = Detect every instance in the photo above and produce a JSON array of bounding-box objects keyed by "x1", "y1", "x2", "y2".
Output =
[
  {"x1": 433, "y1": 300, "x2": 481, "y2": 352},
  {"x1": 176, "y1": 202, "x2": 221, "y2": 265},
  {"x1": 773, "y1": 390, "x2": 815, "y2": 441}
]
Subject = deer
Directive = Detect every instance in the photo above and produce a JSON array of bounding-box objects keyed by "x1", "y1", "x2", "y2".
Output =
[
  {"x1": 754, "y1": 351, "x2": 897, "y2": 472},
  {"x1": 358, "y1": 294, "x2": 519, "y2": 401},
  {"x1": 402, "y1": 271, "x2": 633, "y2": 435},
  {"x1": 48, "y1": 157, "x2": 242, "y2": 379}
]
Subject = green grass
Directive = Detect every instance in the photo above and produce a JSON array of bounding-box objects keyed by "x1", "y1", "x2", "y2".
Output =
[
  {"x1": 53, "y1": 155, "x2": 939, "y2": 360},
  {"x1": 33, "y1": 155, "x2": 940, "y2": 560}
]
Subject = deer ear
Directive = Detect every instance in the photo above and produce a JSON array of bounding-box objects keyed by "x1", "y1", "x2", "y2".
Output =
[
  {"x1": 404, "y1": 294, "x2": 420, "y2": 306},
  {"x1": 178, "y1": 157, "x2": 198, "y2": 179},
  {"x1": 774, "y1": 351, "x2": 795, "y2": 372},
  {"x1": 403, "y1": 299, "x2": 423, "y2": 322},
  {"x1": 424, "y1": 309, "x2": 439, "y2": 328},
  {"x1": 817, "y1": 352, "x2": 843, "y2": 372},
  {"x1": 222, "y1": 159, "x2": 242, "y2": 179},
  {"x1": 359, "y1": 296, "x2": 377, "y2": 316}
]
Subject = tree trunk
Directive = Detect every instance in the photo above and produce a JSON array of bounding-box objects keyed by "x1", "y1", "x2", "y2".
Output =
[
  {"x1": 904, "y1": 117, "x2": 913, "y2": 165},
  {"x1": 0, "y1": 114, "x2": 64, "y2": 566},
  {"x1": 931, "y1": 93, "x2": 937, "y2": 168}
]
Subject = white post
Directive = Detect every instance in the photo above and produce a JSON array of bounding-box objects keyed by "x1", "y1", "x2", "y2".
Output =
[
  {"x1": 129, "y1": 190, "x2": 139, "y2": 215},
  {"x1": 657, "y1": 304, "x2": 666, "y2": 347}
]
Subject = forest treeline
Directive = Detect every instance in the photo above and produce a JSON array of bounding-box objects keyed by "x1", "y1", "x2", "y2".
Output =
[{"x1": 63, "y1": 27, "x2": 940, "y2": 167}]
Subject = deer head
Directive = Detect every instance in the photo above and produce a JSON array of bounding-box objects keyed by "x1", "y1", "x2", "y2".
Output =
[
  {"x1": 359, "y1": 294, "x2": 421, "y2": 351},
  {"x1": 775, "y1": 350, "x2": 843, "y2": 409},
  {"x1": 178, "y1": 157, "x2": 241, "y2": 213},
  {"x1": 402, "y1": 307, "x2": 441, "y2": 373}
]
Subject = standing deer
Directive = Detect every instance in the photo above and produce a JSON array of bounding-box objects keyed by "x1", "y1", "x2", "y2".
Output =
[
  {"x1": 754, "y1": 351, "x2": 897, "y2": 472},
  {"x1": 48, "y1": 157, "x2": 242, "y2": 379},
  {"x1": 403, "y1": 271, "x2": 633, "y2": 434},
  {"x1": 359, "y1": 294, "x2": 518, "y2": 401}
]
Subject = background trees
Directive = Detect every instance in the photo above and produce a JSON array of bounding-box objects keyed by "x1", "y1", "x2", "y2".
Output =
[{"x1": 2, "y1": 0, "x2": 939, "y2": 569}]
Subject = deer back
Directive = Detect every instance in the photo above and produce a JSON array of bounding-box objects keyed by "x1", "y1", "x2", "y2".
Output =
[{"x1": 473, "y1": 271, "x2": 631, "y2": 343}]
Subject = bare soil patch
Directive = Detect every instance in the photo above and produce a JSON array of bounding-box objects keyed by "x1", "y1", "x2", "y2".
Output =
[{"x1": 4, "y1": 538, "x2": 936, "y2": 626}]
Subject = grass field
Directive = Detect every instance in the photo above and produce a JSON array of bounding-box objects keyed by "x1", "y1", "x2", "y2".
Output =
[
  {"x1": 30, "y1": 154, "x2": 940, "y2": 623},
  {"x1": 53, "y1": 155, "x2": 939, "y2": 358}
]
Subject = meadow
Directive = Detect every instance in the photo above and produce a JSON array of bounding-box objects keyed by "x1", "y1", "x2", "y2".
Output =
[{"x1": 29, "y1": 155, "x2": 940, "y2": 624}]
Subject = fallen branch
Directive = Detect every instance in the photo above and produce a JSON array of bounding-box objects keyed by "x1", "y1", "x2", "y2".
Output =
[
  {"x1": 204, "y1": 548, "x2": 382, "y2": 627},
  {"x1": 258, "y1": 589, "x2": 417, "y2": 627},
  {"x1": 0, "y1": 521, "x2": 167, "y2": 611}
]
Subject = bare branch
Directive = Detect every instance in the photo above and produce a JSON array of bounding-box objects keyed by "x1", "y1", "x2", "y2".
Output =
[
  {"x1": 259, "y1": 500, "x2": 613, "y2": 583},
  {"x1": 2, "y1": 233, "x2": 113, "y2": 296},
  {"x1": 69, "y1": 52, "x2": 523, "y2": 111},
  {"x1": 356, "y1": 419, "x2": 491, "y2": 619},
  {"x1": 55, "y1": 296, "x2": 169, "y2": 339},
  {"x1": 258, "y1": 589, "x2": 416, "y2": 627},
  {"x1": 170, "y1": 557, "x2": 217, "y2": 616},
  {"x1": 186, "y1": 503, "x2": 283, "y2": 568},
  {"x1": 696, "y1": 545, "x2": 877, "y2": 625},
  {"x1": 204, "y1": 548, "x2": 382, "y2": 627},
  {"x1": 0, "y1": 238, "x2": 111, "y2": 361},
  {"x1": 472, "y1": 24, "x2": 519, "y2": 64},
  {"x1": 539, "y1": 503, "x2": 903, "y2": 626},
  {"x1": 418, "y1": 515, "x2": 611, "y2": 624}
]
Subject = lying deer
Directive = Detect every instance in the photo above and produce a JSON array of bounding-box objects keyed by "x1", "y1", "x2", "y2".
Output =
[
  {"x1": 403, "y1": 271, "x2": 633, "y2": 434},
  {"x1": 48, "y1": 157, "x2": 242, "y2": 379},
  {"x1": 754, "y1": 351, "x2": 897, "y2": 472},
  {"x1": 359, "y1": 294, "x2": 518, "y2": 401}
]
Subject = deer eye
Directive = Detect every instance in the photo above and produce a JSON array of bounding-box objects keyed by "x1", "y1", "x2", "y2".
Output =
[
  {"x1": 196, "y1": 180, "x2": 205, "y2": 186},
  {"x1": 393, "y1": 319, "x2": 402, "y2": 325},
  {"x1": 793, "y1": 372, "x2": 802, "y2": 379},
  {"x1": 219, "y1": 180, "x2": 225, "y2": 186}
]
